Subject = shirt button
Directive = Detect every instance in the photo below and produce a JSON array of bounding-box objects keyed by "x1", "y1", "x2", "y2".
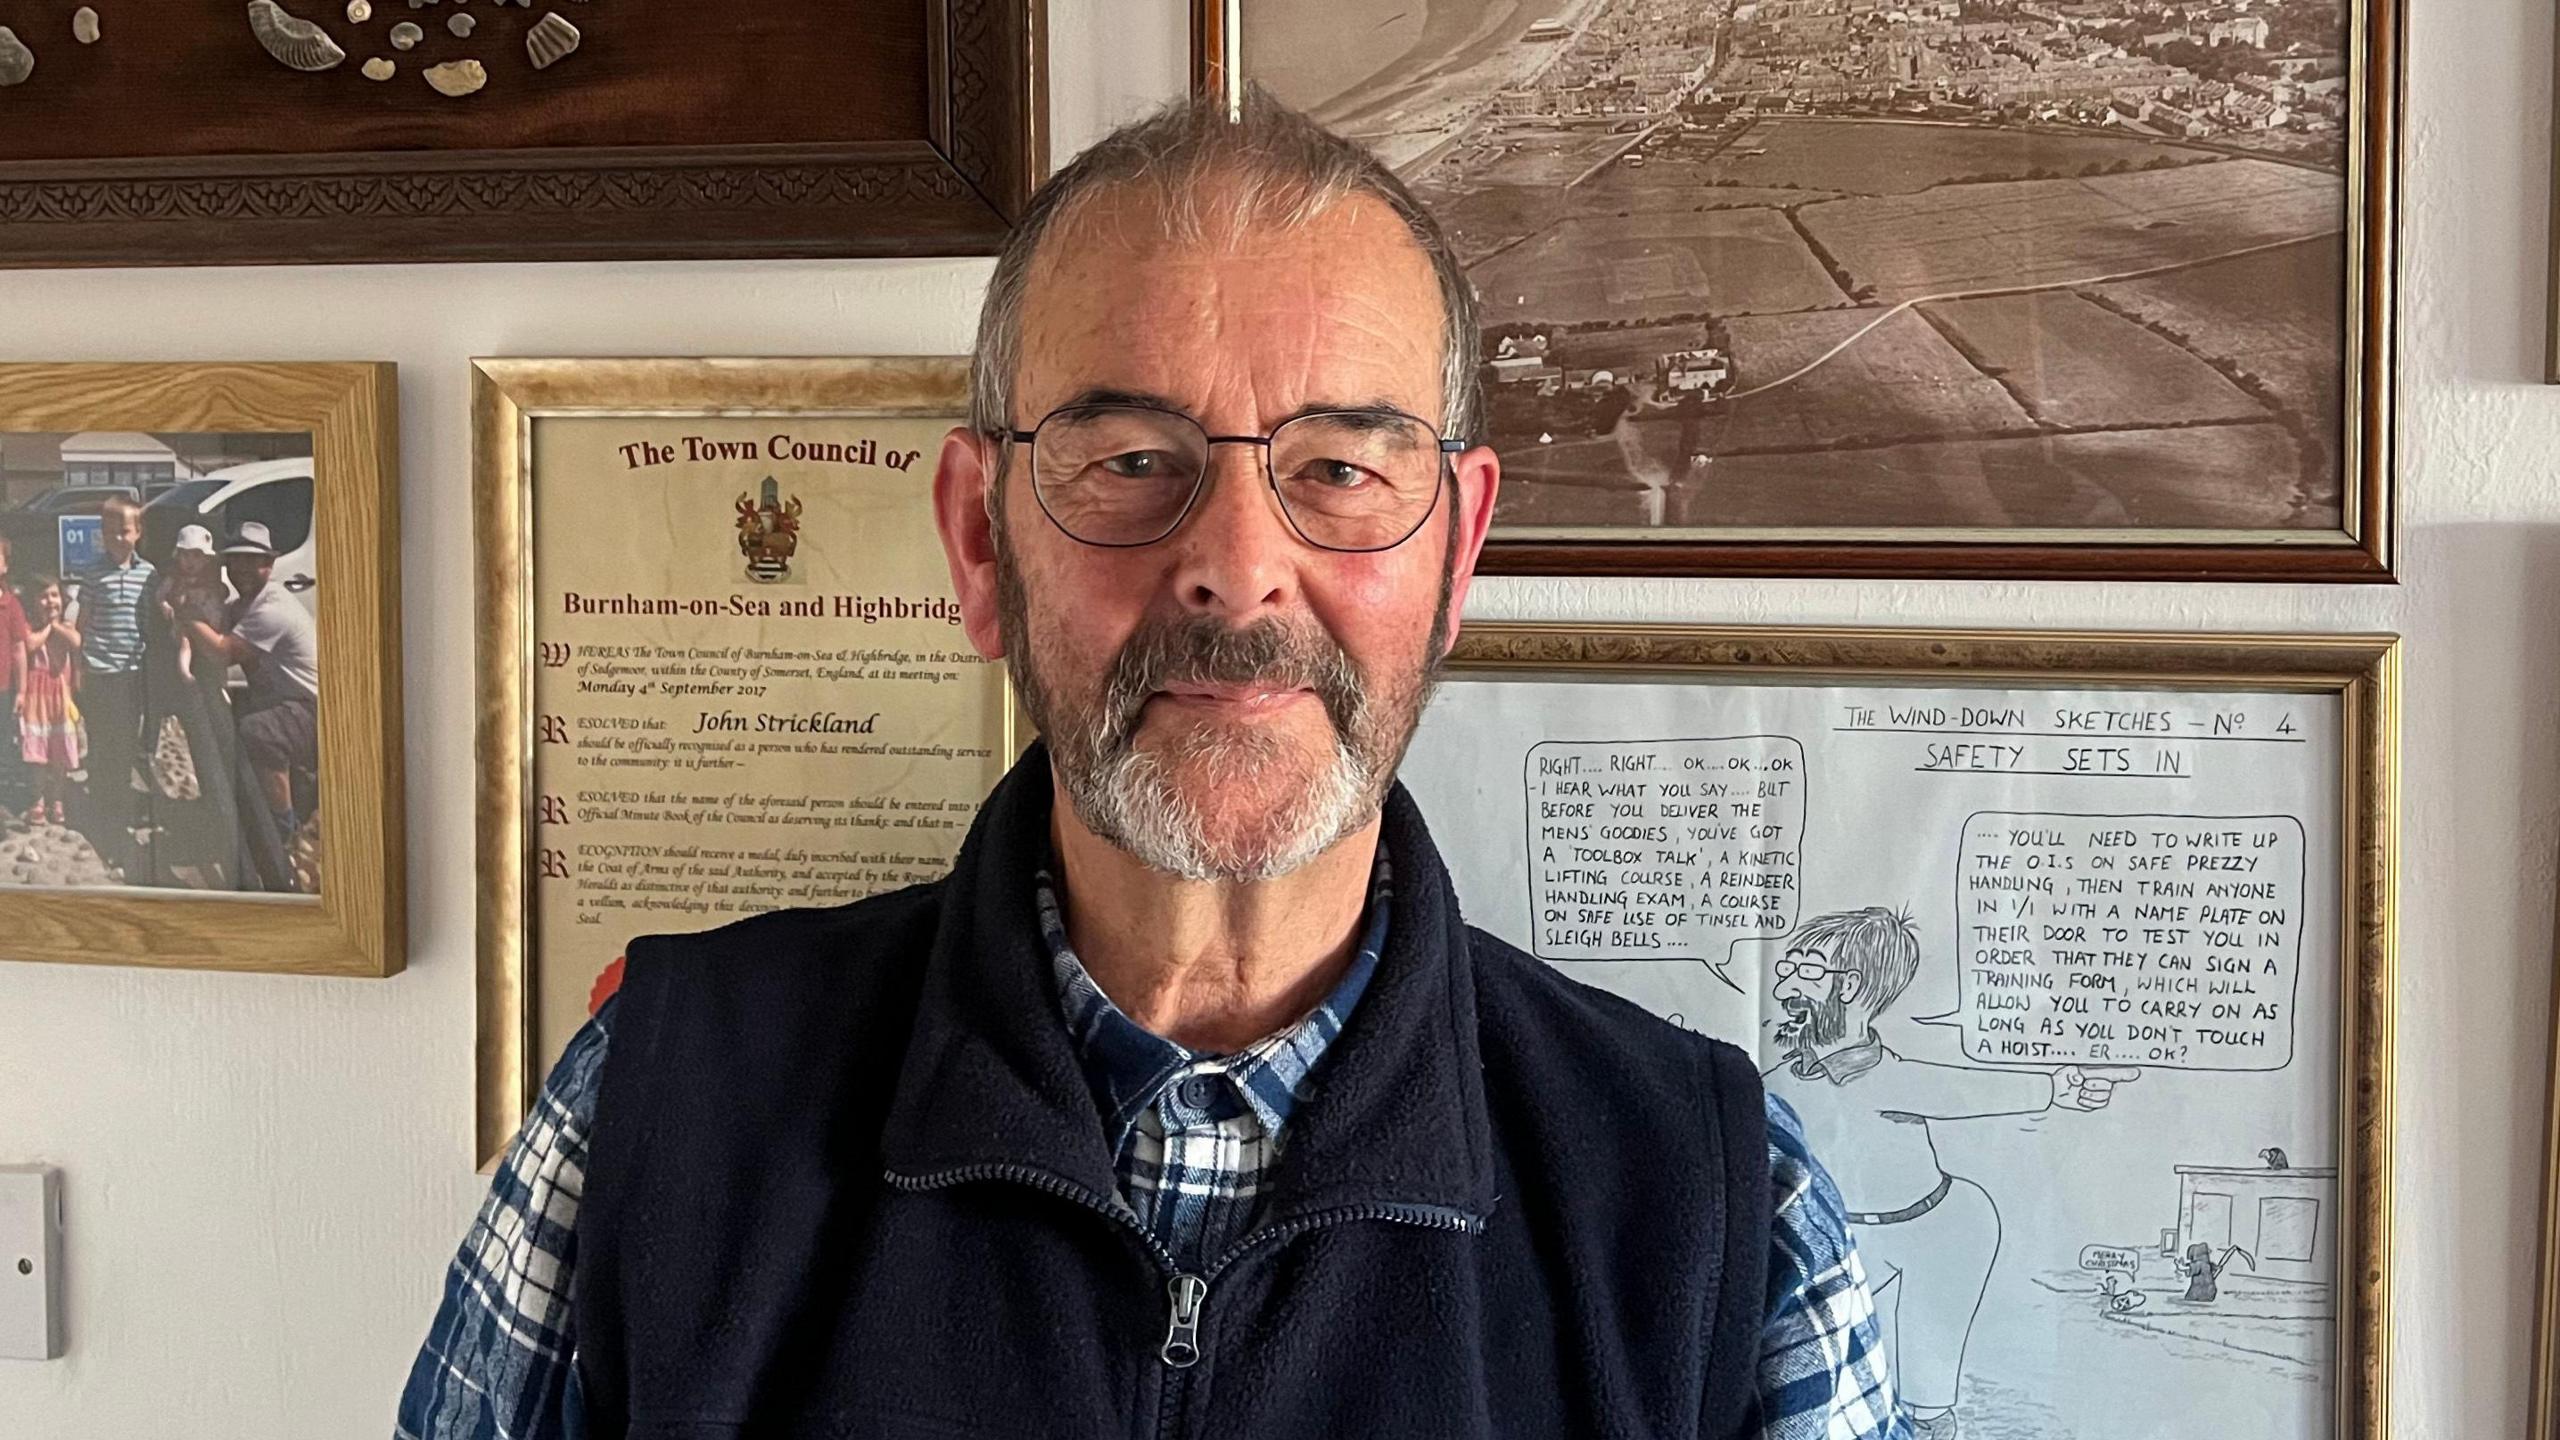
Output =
[{"x1": 1179, "y1": 1077, "x2": 1217, "y2": 1110}]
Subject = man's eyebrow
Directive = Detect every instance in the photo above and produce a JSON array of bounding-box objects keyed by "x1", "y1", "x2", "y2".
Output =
[
  {"x1": 1052, "y1": 386, "x2": 1187, "y2": 414},
  {"x1": 1038, "y1": 391, "x2": 1428, "y2": 431},
  {"x1": 1270, "y1": 399, "x2": 1417, "y2": 430}
]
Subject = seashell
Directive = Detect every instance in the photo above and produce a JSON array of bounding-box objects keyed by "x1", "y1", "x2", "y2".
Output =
[
  {"x1": 362, "y1": 55, "x2": 394, "y2": 78},
  {"x1": 0, "y1": 27, "x2": 33, "y2": 85},
  {"x1": 346, "y1": 0, "x2": 370, "y2": 20},
  {"x1": 525, "y1": 11, "x2": 578, "y2": 68},
  {"x1": 388, "y1": 20, "x2": 420, "y2": 47},
  {"x1": 423, "y1": 57, "x2": 484, "y2": 95},
  {"x1": 72, "y1": 8, "x2": 100, "y2": 44},
  {"x1": 246, "y1": 1, "x2": 347, "y2": 71},
  {"x1": 446, "y1": 12, "x2": 473, "y2": 35}
]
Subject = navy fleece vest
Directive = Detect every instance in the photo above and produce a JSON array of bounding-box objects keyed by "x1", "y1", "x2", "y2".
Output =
[{"x1": 575, "y1": 745, "x2": 1771, "y2": 1439}]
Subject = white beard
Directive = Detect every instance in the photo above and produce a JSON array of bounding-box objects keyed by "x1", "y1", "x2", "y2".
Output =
[{"x1": 1064, "y1": 715, "x2": 1378, "y2": 882}]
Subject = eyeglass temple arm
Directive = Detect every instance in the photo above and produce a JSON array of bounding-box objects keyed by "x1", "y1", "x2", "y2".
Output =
[{"x1": 990, "y1": 428, "x2": 1471, "y2": 451}]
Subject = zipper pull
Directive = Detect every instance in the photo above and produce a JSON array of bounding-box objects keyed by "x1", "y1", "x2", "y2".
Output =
[{"x1": 1160, "y1": 1273, "x2": 1207, "y2": 1369}]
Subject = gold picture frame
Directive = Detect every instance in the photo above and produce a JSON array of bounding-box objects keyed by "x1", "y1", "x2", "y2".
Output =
[
  {"x1": 471, "y1": 357, "x2": 1025, "y2": 1164},
  {"x1": 0, "y1": 361, "x2": 404, "y2": 976},
  {"x1": 1428, "y1": 622, "x2": 2398, "y2": 1439}
]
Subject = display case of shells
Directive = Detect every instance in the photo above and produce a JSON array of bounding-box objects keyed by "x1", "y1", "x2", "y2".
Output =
[{"x1": 5, "y1": 0, "x2": 590, "y2": 98}]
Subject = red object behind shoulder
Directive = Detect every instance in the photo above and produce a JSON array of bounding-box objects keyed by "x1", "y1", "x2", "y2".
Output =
[{"x1": 590, "y1": 955, "x2": 626, "y2": 1014}]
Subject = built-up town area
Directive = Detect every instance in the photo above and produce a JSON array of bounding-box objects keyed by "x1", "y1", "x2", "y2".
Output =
[{"x1": 1418, "y1": 0, "x2": 2350, "y2": 529}]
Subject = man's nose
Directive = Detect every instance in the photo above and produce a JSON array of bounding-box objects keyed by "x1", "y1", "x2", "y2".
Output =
[{"x1": 1164, "y1": 443, "x2": 1297, "y2": 620}]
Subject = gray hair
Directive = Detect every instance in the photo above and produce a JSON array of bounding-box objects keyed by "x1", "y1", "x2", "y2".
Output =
[{"x1": 969, "y1": 85, "x2": 1482, "y2": 447}]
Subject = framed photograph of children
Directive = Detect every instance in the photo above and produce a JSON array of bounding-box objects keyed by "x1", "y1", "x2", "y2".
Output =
[
  {"x1": 1196, "y1": 0, "x2": 2402, "y2": 581},
  {"x1": 472, "y1": 357, "x2": 1026, "y2": 1163},
  {"x1": 1400, "y1": 621, "x2": 2398, "y2": 1440},
  {"x1": 0, "y1": 362, "x2": 404, "y2": 977}
]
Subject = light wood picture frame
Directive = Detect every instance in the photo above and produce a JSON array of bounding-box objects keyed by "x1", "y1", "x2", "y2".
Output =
[
  {"x1": 0, "y1": 361, "x2": 404, "y2": 976},
  {"x1": 472, "y1": 357, "x2": 1026, "y2": 1164},
  {"x1": 1408, "y1": 623, "x2": 2397, "y2": 1439}
]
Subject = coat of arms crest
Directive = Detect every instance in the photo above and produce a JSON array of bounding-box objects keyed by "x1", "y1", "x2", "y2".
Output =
[{"x1": 735, "y1": 476, "x2": 804, "y2": 583}]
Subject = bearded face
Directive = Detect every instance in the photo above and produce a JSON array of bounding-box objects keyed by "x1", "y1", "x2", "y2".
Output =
[
  {"x1": 995, "y1": 518, "x2": 1450, "y2": 883},
  {"x1": 1774, "y1": 979, "x2": 1856, "y2": 1052}
]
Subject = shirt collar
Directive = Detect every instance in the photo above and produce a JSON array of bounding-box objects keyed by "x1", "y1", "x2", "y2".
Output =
[
  {"x1": 1787, "y1": 1031, "x2": 1886, "y2": 1085},
  {"x1": 1041, "y1": 852, "x2": 1392, "y2": 1153}
]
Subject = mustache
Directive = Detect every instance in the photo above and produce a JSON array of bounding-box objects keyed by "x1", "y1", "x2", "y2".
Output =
[{"x1": 1096, "y1": 612, "x2": 1368, "y2": 751}]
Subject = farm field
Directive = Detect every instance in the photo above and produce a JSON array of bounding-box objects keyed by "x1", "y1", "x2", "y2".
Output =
[
  {"x1": 1473, "y1": 207, "x2": 1847, "y2": 323},
  {"x1": 1655, "y1": 425, "x2": 2307, "y2": 530},
  {"x1": 1919, "y1": 292, "x2": 2267, "y2": 429},
  {"x1": 1799, "y1": 159, "x2": 2344, "y2": 300},
  {"x1": 2095, "y1": 239, "x2": 2345, "y2": 511},
  {"x1": 1700, "y1": 117, "x2": 2224, "y2": 196},
  {"x1": 1429, "y1": 178, "x2": 1852, "y2": 266},
  {"x1": 1677, "y1": 307, "x2": 2032, "y2": 453},
  {"x1": 1541, "y1": 320, "x2": 1721, "y2": 374},
  {"x1": 1436, "y1": 130, "x2": 1631, "y2": 189},
  {"x1": 1493, "y1": 434, "x2": 1663, "y2": 528}
]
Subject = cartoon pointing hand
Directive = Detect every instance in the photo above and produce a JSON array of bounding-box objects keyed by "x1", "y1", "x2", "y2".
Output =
[{"x1": 2053, "y1": 1064, "x2": 2140, "y2": 1111}]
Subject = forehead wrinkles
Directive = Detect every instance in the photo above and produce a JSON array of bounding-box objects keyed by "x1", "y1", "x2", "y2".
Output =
[{"x1": 1015, "y1": 182, "x2": 1445, "y2": 419}]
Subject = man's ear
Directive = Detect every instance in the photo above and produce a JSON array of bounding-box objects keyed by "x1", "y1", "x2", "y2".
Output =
[
  {"x1": 1836, "y1": 971, "x2": 1865, "y2": 1006},
  {"x1": 1435, "y1": 444, "x2": 1502, "y2": 652},
  {"x1": 932, "y1": 426, "x2": 1008, "y2": 661}
]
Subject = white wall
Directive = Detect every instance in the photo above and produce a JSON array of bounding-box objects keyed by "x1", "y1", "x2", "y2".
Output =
[{"x1": 0, "y1": 0, "x2": 2546, "y2": 1433}]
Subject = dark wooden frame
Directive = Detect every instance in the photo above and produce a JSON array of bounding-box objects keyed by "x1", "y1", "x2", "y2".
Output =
[
  {"x1": 0, "y1": 0, "x2": 1045, "y2": 267},
  {"x1": 1196, "y1": 0, "x2": 2403, "y2": 583}
]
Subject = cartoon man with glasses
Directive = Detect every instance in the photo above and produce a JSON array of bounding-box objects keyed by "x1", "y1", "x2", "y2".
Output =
[{"x1": 1766, "y1": 907, "x2": 2136, "y2": 1440}]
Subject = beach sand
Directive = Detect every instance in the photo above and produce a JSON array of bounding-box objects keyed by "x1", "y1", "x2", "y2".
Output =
[{"x1": 1247, "y1": 0, "x2": 1609, "y2": 170}]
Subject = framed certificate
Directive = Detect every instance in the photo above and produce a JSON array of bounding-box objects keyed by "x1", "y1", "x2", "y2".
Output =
[{"x1": 471, "y1": 357, "x2": 1021, "y2": 1163}]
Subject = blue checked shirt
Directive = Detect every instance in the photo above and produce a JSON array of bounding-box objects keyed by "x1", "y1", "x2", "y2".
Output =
[{"x1": 398, "y1": 867, "x2": 1906, "y2": 1440}]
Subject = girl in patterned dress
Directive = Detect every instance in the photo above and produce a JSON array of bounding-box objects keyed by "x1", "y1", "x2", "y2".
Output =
[{"x1": 15, "y1": 575, "x2": 84, "y2": 827}]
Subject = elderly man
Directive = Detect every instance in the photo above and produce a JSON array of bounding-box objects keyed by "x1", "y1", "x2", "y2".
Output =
[
  {"x1": 400, "y1": 93, "x2": 1905, "y2": 1440},
  {"x1": 183, "y1": 521, "x2": 319, "y2": 880}
]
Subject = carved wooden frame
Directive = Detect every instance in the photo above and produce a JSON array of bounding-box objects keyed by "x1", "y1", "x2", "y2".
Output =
[{"x1": 0, "y1": 0, "x2": 1044, "y2": 266}]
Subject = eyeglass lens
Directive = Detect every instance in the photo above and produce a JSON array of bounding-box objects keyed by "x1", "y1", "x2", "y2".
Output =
[{"x1": 1028, "y1": 405, "x2": 1443, "y2": 550}]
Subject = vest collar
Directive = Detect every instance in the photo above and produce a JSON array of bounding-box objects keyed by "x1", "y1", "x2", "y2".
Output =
[{"x1": 877, "y1": 743, "x2": 1499, "y2": 1224}]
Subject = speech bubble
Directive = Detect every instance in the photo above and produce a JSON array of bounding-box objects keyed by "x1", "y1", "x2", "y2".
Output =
[
  {"x1": 1918, "y1": 813, "x2": 2306, "y2": 1070},
  {"x1": 2079, "y1": 1244, "x2": 2141, "y2": 1273},
  {"x1": 1524, "y1": 735, "x2": 1807, "y2": 992}
]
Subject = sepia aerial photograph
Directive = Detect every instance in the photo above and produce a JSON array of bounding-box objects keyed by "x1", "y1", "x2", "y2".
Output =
[{"x1": 1244, "y1": 0, "x2": 2354, "y2": 538}]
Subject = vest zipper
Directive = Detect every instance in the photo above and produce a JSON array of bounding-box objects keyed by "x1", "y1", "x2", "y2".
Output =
[
  {"x1": 886, "y1": 1166, "x2": 1485, "y2": 1439},
  {"x1": 1159, "y1": 1273, "x2": 1207, "y2": 1368},
  {"x1": 883, "y1": 1162, "x2": 1179, "y2": 1271},
  {"x1": 1205, "y1": 1200, "x2": 1485, "y2": 1283}
]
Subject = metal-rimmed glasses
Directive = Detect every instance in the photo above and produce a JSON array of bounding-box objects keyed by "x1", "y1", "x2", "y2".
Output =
[
  {"x1": 1772, "y1": 955, "x2": 1842, "y2": 985},
  {"x1": 994, "y1": 402, "x2": 1466, "y2": 553}
]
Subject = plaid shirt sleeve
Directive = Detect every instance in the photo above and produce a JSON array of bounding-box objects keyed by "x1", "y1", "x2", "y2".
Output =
[
  {"x1": 395, "y1": 999, "x2": 614, "y2": 1440},
  {"x1": 1758, "y1": 1092, "x2": 1912, "y2": 1440}
]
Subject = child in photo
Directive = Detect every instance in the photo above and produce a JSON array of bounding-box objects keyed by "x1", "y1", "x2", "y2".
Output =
[
  {"x1": 15, "y1": 573, "x2": 85, "y2": 827},
  {"x1": 0, "y1": 535, "x2": 27, "y2": 814},
  {"x1": 157, "y1": 525, "x2": 230, "y2": 682}
]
